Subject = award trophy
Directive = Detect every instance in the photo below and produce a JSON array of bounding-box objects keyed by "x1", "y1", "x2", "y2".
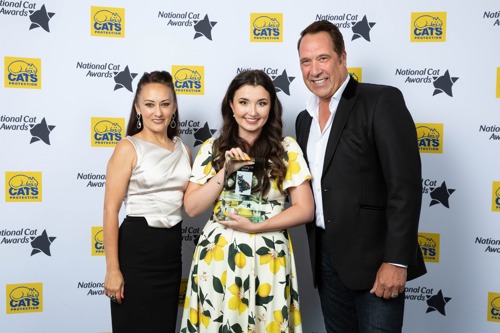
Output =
[{"x1": 217, "y1": 157, "x2": 267, "y2": 223}]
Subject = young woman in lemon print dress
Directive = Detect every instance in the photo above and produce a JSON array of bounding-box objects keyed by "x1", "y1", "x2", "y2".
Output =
[{"x1": 180, "y1": 70, "x2": 314, "y2": 333}]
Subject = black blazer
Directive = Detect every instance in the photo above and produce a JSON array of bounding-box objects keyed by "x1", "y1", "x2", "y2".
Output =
[{"x1": 295, "y1": 77, "x2": 426, "y2": 290}]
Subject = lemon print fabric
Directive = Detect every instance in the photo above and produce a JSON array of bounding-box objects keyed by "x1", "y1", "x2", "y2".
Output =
[{"x1": 179, "y1": 137, "x2": 311, "y2": 333}]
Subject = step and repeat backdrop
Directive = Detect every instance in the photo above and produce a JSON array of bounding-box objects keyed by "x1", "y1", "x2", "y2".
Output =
[{"x1": 1, "y1": 0, "x2": 499, "y2": 332}]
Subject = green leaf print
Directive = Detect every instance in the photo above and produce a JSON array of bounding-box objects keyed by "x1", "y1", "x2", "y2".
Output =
[
  {"x1": 213, "y1": 276, "x2": 224, "y2": 294},
  {"x1": 262, "y1": 236, "x2": 275, "y2": 249},
  {"x1": 238, "y1": 243, "x2": 253, "y2": 257}
]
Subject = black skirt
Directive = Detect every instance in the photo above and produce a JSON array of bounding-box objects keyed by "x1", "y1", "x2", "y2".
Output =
[{"x1": 111, "y1": 216, "x2": 182, "y2": 333}]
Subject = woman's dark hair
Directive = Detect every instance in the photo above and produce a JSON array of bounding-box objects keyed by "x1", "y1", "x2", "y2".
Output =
[
  {"x1": 213, "y1": 69, "x2": 287, "y2": 195},
  {"x1": 126, "y1": 70, "x2": 179, "y2": 139}
]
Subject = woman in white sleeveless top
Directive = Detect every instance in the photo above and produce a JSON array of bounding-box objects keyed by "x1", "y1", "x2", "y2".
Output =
[{"x1": 103, "y1": 71, "x2": 191, "y2": 332}]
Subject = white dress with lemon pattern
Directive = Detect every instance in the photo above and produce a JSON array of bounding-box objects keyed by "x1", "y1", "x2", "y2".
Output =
[{"x1": 180, "y1": 136, "x2": 311, "y2": 333}]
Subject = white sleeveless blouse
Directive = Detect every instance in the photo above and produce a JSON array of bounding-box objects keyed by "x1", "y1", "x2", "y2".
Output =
[{"x1": 124, "y1": 136, "x2": 191, "y2": 228}]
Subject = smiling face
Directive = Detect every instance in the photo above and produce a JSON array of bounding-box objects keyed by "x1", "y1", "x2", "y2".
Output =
[
  {"x1": 299, "y1": 31, "x2": 349, "y2": 103},
  {"x1": 230, "y1": 84, "x2": 271, "y2": 143},
  {"x1": 135, "y1": 83, "x2": 176, "y2": 135}
]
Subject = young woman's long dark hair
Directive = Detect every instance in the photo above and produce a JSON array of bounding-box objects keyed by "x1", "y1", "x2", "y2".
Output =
[
  {"x1": 126, "y1": 71, "x2": 179, "y2": 139},
  {"x1": 213, "y1": 70, "x2": 287, "y2": 195}
]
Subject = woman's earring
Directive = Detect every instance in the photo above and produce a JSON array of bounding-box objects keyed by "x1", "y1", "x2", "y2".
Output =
[
  {"x1": 170, "y1": 113, "x2": 176, "y2": 129},
  {"x1": 136, "y1": 113, "x2": 142, "y2": 129}
]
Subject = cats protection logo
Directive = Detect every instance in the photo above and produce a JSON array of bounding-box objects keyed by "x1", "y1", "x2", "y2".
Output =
[
  {"x1": 411, "y1": 12, "x2": 446, "y2": 42},
  {"x1": 4, "y1": 56, "x2": 41, "y2": 89},
  {"x1": 488, "y1": 292, "x2": 500, "y2": 322},
  {"x1": 91, "y1": 6, "x2": 124, "y2": 38},
  {"x1": 5, "y1": 172, "x2": 42, "y2": 202},
  {"x1": 172, "y1": 66, "x2": 204, "y2": 95},
  {"x1": 92, "y1": 226, "x2": 104, "y2": 256},
  {"x1": 416, "y1": 123, "x2": 443, "y2": 154},
  {"x1": 492, "y1": 181, "x2": 500, "y2": 212},
  {"x1": 348, "y1": 68, "x2": 362, "y2": 82},
  {"x1": 91, "y1": 117, "x2": 124, "y2": 147},
  {"x1": 250, "y1": 13, "x2": 283, "y2": 42},
  {"x1": 418, "y1": 233, "x2": 440, "y2": 263},
  {"x1": 6, "y1": 283, "x2": 43, "y2": 314}
]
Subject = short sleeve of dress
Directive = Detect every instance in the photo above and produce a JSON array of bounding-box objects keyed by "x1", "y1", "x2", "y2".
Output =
[
  {"x1": 282, "y1": 136, "x2": 311, "y2": 191},
  {"x1": 190, "y1": 138, "x2": 217, "y2": 185}
]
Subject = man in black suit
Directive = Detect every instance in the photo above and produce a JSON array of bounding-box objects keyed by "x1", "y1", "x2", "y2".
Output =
[{"x1": 295, "y1": 20, "x2": 426, "y2": 332}]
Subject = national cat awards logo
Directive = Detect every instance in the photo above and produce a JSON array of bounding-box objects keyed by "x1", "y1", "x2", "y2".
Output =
[
  {"x1": 416, "y1": 123, "x2": 443, "y2": 154},
  {"x1": 474, "y1": 236, "x2": 500, "y2": 254},
  {"x1": 158, "y1": 11, "x2": 217, "y2": 41},
  {"x1": 411, "y1": 12, "x2": 447, "y2": 42},
  {"x1": 492, "y1": 181, "x2": 500, "y2": 212},
  {"x1": 418, "y1": 233, "x2": 440, "y2": 263},
  {"x1": 4, "y1": 56, "x2": 41, "y2": 89},
  {"x1": 405, "y1": 286, "x2": 452, "y2": 316},
  {"x1": 0, "y1": 228, "x2": 56, "y2": 256},
  {"x1": 235, "y1": 67, "x2": 296, "y2": 96},
  {"x1": 6, "y1": 283, "x2": 43, "y2": 314},
  {"x1": 483, "y1": 10, "x2": 500, "y2": 27},
  {"x1": 5, "y1": 172, "x2": 42, "y2": 202},
  {"x1": 92, "y1": 226, "x2": 104, "y2": 256},
  {"x1": 488, "y1": 292, "x2": 500, "y2": 322},
  {"x1": 76, "y1": 61, "x2": 138, "y2": 92},
  {"x1": 395, "y1": 68, "x2": 459, "y2": 97},
  {"x1": 91, "y1": 117, "x2": 124, "y2": 147},
  {"x1": 315, "y1": 13, "x2": 376, "y2": 42},
  {"x1": 172, "y1": 66, "x2": 204, "y2": 95},
  {"x1": 90, "y1": 6, "x2": 124, "y2": 38},
  {"x1": 0, "y1": 115, "x2": 55, "y2": 145},
  {"x1": 0, "y1": 2, "x2": 55, "y2": 32},
  {"x1": 422, "y1": 178, "x2": 455, "y2": 209},
  {"x1": 250, "y1": 13, "x2": 283, "y2": 42}
]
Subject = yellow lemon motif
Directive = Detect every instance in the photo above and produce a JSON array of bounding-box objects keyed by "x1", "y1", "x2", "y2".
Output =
[
  {"x1": 204, "y1": 235, "x2": 228, "y2": 265},
  {"x1": 221, "y1": 270, "x2": 227, "y2": 286},
  {"x1": 228, "y1": 283, "x2": 247, "y2": 314},
  {"x1": 200, "y1": 311, "x2": 210, "y2": 328},
  {"x1": 235, "y1": 252, "x2": 247, "y2": 269},
  {"x1": 184, "y1": 296, "x2": 190, "y2": 309},
  {"x1": 203, "y1": 161, "x2": 213, "y2": 175},
  {"x1": 189, "y1": 308, "x2": 199, "y2": 325},
  {"x1": 285, "y1": 151, "x2": 301, "y2": 180},
  {"x1": 260, "y1": 253, "x2": 286, "y2": 274},
  {"x1": 257, "y1": 283, "x2": 272, "y2": 297},
  {"x1": 266, "y1": 310, "x2": 285, "y2": 333}
]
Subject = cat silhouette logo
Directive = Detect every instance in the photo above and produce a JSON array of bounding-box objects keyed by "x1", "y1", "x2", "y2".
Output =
[
  {"x1": 6, "y1": 283, "x2": 43, "y2": 314},
  {"x1": 411, "y1": 12, "x2": 446, "y2": 42},
  {"x1": 414, "y1": 15, "x2": 443, "y2": 29},
  {"x1": 5, "y1": 172, "x2": 42, "y2": 202},
  {"x1": 253, "y1": 16, "x2": 280, "y2": 29},
  {"x1": 4, "y1": 56, "x2": 41, "y2": 89},
  {"x1": 91, "y1": 6, "x2": 125, "y2": 38},
  {"x1": 416, "y1": 124, "x2": 443, "y2": 154},
  {"x1": 91, "y1": 117, "x2": 124, "y2": 147},
  {"x1": 250, "y1": 13, "x2": 283, "y2": 42},
  {"x1": 418, "y1": 233, "x2": 439, "y2": 262},
  {"x1": 172, "y1": 66, "x2": 204, "y2": 95}
]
